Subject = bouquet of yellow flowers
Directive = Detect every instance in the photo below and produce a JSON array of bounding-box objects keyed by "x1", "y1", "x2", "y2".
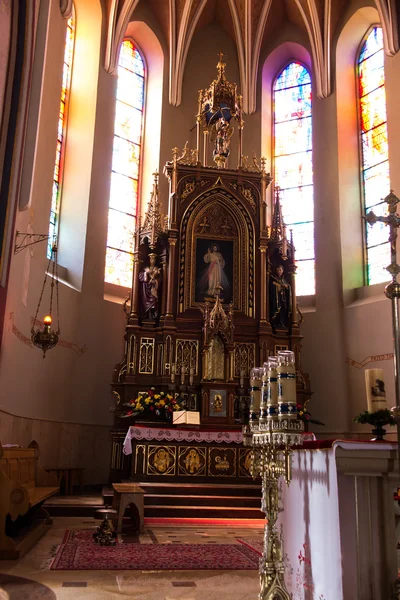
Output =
[{"x1": 122, "y1": 388, "x2": 184, "y2": 420}]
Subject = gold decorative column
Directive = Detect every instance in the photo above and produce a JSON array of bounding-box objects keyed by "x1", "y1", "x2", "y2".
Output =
[
  {"x1": 166, "y1": 235, "x2": 177, "y2": 318},
  {"x1": 288, "y1": 230, "x2": 298, "y2": 327},
  {"x1": 130, "y1": 216, "x2": 141, "y2": 322},
  {"x1": 259, "y1": 244, "x2": 267, "y2": 323}
]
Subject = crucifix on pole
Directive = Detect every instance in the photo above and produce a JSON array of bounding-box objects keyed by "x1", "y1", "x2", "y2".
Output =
[{"x1": 364, "y1": 190, "x2": 400, "y2": 441}]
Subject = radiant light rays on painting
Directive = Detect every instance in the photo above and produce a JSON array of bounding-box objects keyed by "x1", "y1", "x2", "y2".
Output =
[
  {"x1": 273, "y1": 62, "x2": 315, "y2": 296},
  {"x1": 358, "y1": 26, "x2": 390, "y2": 285},
  {"x1": 48, "y1": 14, "x2": 75, "y2": 258},
  {"x1": 105, "y1": 40, "x2": 145, "y2": 287}
]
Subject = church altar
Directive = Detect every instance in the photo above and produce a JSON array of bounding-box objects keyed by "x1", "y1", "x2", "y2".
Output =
[
  {"x1": 120, "y1": 424, "x2": 253, "y2": 483},
  {"x1": 281, "y1": 440, "x2": 399, "y2": 600}
]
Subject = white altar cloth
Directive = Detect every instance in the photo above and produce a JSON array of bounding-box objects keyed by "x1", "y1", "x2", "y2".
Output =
[
  {"x1": 122, "y1": 425, "x2": 244, "y2": 455},
  {"x1": 281, "y1": 440, "x2": 398, "y2": 600}
]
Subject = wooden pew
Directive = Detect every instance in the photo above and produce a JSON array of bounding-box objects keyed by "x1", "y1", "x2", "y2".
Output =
[{"x1": 0, "y1": 440, "x2": 59, "y2": 559}]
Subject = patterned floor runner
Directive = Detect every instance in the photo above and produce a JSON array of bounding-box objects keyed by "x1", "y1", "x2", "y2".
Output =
[{"x1": 50, "y1": 530, "x2": 261, "y2": 571}]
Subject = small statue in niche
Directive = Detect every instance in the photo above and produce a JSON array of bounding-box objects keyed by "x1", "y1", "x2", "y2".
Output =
[
  {"x1": 212, "y1": 117, "x2": 233, "y2": 165},
  {"x1": 269, "y1": 264, "x2": 292, "y2": 330},
  {"x1": 139, "y1": 253, "x2": 160, "y2": 320}
]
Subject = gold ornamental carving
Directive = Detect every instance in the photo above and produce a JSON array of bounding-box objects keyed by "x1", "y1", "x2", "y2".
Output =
[
  {"x1": 238, "y1": 448, "x2": 253, "y2": 478},
  {"x1": 234, "y1": 342, "x2": 255, "y2": 378},
  {"x1": 194, "y1": 204, "x2": 236, "y2": 238},
  {"x1": 147, "y1": 445, "x2": 176, "y2": 476},
  {"x1": 175, "y1": 339, "x2": 199, "y2": 375},
  {"x1": 178, "y1": 446, "x2": 206, "y2": 476},
  {"x1": 139, "y1": 338, "x2": 155, "y2": 374},
  {"x1": 180, "y1": 179, "x2": 196, "y2": 201},
  {"x1": 208, "y1": 447, "x2": 237, "y2": 477}
]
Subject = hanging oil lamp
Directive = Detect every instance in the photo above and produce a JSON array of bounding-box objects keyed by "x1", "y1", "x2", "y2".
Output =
[{"x1": 31, "y1": 244, "x2": 60, "y2": 357}]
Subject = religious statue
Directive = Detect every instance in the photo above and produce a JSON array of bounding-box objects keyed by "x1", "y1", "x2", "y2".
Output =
[
  {"x1": 139, "y1": 253, "x2": 160, "y2": 320},
  {"x1": 212, "y1": 117, "x2": 233, "y2": 166},
  {"x1": 269, "y1": 264, "x2": 292, "y2": 330},
  {"x1": 200, "y1": 243, "x2": 229, "y2": 297}
]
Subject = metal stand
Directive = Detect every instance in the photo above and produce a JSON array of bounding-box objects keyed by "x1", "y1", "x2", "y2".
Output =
[
  {"x1": 244, "y1": 420, "x2": 304, "y2": 599},
  {"x1": 365, "y1": 191, "x2": 400, "y2": 597}
]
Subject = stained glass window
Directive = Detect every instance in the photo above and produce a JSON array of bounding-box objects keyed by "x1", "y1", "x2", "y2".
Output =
[
  {"x1": 105, "y1": 40, "x2": 145, "y2": 287},
  {"x1": 48, "y1": 12, "x2": 75, "y2": 257},
  {"x1": 273, "y1": 62, "x2": 314, "y2": 295},
  {"x1": 358, "y1": 26, "x2": 390, "y2": 285}
]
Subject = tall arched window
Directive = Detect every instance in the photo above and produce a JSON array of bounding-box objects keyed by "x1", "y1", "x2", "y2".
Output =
[
  {"x1": 48, "y1": 12, "x2": 75, "y2": 257},
  {"x1": 358, "y1": 26, "x2": 390, "y2": 285},
  {"x1": 273, "y1": 62, "x2": 314, "y2": 296},
  {"x1": 105, "y1": 40, "x2": 145, "y2": 287}
]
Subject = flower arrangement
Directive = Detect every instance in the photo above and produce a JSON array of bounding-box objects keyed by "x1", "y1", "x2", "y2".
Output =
[
  {"x1": 297, "y1": 400, "x2": 325, "y2": 426},
  {"x1": 122, "y1": 388, "x2": 184, "y2": 420},
  {"x1": 353, "y1": 408, "x2": 396, "y2": 427}
]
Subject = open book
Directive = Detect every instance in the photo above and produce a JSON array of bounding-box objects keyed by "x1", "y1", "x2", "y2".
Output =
[{"x1": 172, "y1": 411, "x2": 200, "y2": 426}]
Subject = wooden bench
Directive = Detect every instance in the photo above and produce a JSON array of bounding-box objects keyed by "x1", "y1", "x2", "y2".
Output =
[{"x1": 0, "y1": 440, "x2": 59, "y2": 559}]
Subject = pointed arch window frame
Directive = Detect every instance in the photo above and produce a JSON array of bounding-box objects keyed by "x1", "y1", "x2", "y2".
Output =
[
  {"x1": 105, "y1": 37, "x2": 147, "y2": 289},
  {"x1": 48, "y1": 7, "x2": 76, "y2": 258},
  {"x1": 271, "y1": 59, "x2": 315, "y2": 297},
  {"x1": 356, "y1": 24, "x2": 391, "y2": 286}
]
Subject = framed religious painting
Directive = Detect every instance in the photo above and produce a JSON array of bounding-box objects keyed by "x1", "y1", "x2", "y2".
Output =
[
  {"x1": 194, "y1": 238, "x2": 234, "y2": 304},
  {"x1": 209, "y1": 389, "x2": 227, "y2": 417}
]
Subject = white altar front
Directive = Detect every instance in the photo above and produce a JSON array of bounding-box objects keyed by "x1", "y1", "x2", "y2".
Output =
[{"x1": 281, "y1": 441, "x2": 399, "y2": 600}]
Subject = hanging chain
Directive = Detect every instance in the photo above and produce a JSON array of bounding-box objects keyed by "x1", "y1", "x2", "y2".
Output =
[
  {"x1": 54, "y1": 245, "x2": 60, "y2": 334},
  {"x1": 31, "y1": 249, "x2": 54, "y2": 334},
  {"x1": 31, "y1": 242, "x2": 60, "y2": 334}
]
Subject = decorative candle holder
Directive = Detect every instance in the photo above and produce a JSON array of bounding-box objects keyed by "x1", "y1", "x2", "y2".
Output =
[{"x1": 353, "y1": 409, "x2": 396, "y2": 441}]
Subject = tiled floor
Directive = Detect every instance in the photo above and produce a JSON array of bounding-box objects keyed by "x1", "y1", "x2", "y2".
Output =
[{"x1": 0, "y1": 517, "x2": 264, "y2": 599}]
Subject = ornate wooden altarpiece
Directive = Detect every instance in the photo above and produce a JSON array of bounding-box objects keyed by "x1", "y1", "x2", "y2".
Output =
[{"x1": 110, "y1": 56, "x2": 311, "y2": 482}]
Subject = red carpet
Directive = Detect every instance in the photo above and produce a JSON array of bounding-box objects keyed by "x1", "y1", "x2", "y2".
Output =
[
  {"x1": 144, "y1": 517, "x2": 264, "y2": 528},
  {"x1": 50, "y1": 530, "x2": 260, "y2": 571}
]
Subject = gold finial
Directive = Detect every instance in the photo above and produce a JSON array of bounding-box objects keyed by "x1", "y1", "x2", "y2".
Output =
[
  {"x1": 217, "y1": 52, "x2": 226, "y2": 77},
  {"x1": 153, "y1": 170, "x2": 159, "y2": 185}
]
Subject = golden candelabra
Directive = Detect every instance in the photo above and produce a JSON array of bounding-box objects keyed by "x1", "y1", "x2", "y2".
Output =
[{"x1": 244, "y1": 356, "x2": 304, "y2": 600}]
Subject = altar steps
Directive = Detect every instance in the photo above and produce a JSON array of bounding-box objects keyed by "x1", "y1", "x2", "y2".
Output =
[{"x1": 105, "y1": 482, "x2": 264, "y2": 520}]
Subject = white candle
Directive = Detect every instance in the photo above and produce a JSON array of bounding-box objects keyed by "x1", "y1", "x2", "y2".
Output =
[
  {"x1": 171, "y1": 364, "x2": 176, "y2": 384},
  {"x1": 181, "y1": 366, "x2": 185, "y2": 385},
  {"x1": 189, "y1": 368, "x2": 194, "y2": 386},
  {"x1": 365, "y1": 369, "x2": 387, "y2": 412}
]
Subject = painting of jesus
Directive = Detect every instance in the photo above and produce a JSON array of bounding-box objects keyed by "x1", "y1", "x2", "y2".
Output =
[{"x1": 195, "y1": 238, "x2": 234, "y2": 303}]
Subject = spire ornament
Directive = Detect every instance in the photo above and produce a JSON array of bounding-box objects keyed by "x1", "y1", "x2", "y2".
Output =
[
  {"x1": 197, "y1": 54, "x2": 244, "y2": 169},
  {"x1": 140, "y1": 171, "x2": 168, "y2": 249}
]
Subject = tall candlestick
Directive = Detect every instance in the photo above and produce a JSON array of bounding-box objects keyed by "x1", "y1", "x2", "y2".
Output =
[
  {"x1": 365, "y1": 369, "x2": 387, "y2": 412},
  {"x1": 181, "y1": 366, "x2": 185, "y2": 385}
]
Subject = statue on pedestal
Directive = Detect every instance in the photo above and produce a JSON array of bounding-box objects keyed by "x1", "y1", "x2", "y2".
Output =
[
  {"x1": 139, "y1": 253, "x2": 160, "y2": 320},
  {"x1": 269, "y1": 264, "x2": 292, "y2": 330}
]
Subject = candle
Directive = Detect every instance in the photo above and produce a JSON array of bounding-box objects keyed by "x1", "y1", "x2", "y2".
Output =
[
  {"x1": 365, "y1": 369, "x2": 387, "y2": 412},
  {"x1": 171, "y1": 364, "x2": 176, "y2": 384},
  {"x1": 189, "y1": 368, "x2": 194, "y2": 386},
  {"x1": 181, "y1": 365, "x2": 185, "y2": 385}
]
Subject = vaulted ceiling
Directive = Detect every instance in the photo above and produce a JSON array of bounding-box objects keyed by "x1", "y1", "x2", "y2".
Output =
[{"x1": 64, "y1": 1, "x2": 399, "y2": 114}]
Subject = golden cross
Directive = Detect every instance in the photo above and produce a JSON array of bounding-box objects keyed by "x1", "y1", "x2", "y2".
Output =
[{"x1": 218, "y1": 51, "x2": 224, "y2": 63}]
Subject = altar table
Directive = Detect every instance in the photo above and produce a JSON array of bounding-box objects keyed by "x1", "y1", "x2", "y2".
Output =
[
  {"x1": 280, "y1": 440, "x2": 399, "y2": 600},
  {"x1": 122, "y1": 425, "x2": 251, "y2": 483}
]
